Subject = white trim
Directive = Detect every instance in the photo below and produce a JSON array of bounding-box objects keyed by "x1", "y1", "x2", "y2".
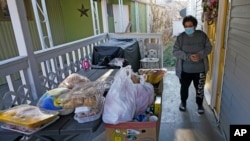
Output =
[
  {"x1": 146, "y1": 4, "x2": 150, "y2": 33},
  {"x1": 210, "y1": 0, "x2": 231, "y2": 116},
  {"x1": 31, "y1": 0, "x2": 53, "y2": 48},
  {"x1": 135, "y1": 1, "x2": 140, "y2": 32},
  {"x1": 90, "y1": 0, "x2": 97, "y2": 35},
  {"x1": 101, "y1": 0, "x2": 109, "y2": 33},
  {"x1": 7, "y1": 0, "x2": 41, "y2": 99},
  {"x1": 41, "y1": 0, "x2": 53, "y2": 47}
]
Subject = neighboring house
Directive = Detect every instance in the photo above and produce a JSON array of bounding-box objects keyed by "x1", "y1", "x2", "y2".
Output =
[
  {"x1": 188, "y1": 0, "x2": 250, "y2": 140},
  {"x1": 0, "y1": 0, "x2": 185, "y2": 61},
  {"x1": 0, "y1": 0, "x2": 145, "y2": 61}
]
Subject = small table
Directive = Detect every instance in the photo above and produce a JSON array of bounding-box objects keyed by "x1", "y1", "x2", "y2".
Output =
[
  {"x1": 140, "y1": 58, "x2": 160, "y2": 68},
  {"x1": 92, "y1": 39, "x2": 141, "y2": 72},
  {"x1": 0, "y1": 69, "x2": 118, "y2": 141}
]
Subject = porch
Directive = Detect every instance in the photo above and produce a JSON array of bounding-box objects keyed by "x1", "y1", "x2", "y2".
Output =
[
  {"x1": 0, "y1": 32, "x2": 163, "y2": 103},
  {"x1": 0, "y1": 32, "x2": 164, "y2": 140},
  {"x1": 0, "y1": 1, "x2": 225, "y2": 140}
]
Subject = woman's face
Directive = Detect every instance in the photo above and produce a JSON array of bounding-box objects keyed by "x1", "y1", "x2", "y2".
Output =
[
  {"x1": 184, "y1": 21, "x2": 195, "y2": 28},
  {"x1": 184, "y1": 21, "x2": 196, "y2": 35}
]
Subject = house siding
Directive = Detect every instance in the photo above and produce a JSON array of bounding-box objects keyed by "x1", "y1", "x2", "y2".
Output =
[
  {"x1": 46, "y1": 0, "x2": 67, "y2": 45},
  {"x1": 0, "y1": 0, "x2": 68, "y2": 61},
  {"x1": 186, "y1": 0, "x2": 203, "y2": 30},
  {"x1": 0, "y1": 21, "x2": 41, "y2": 61},
  {"x1": 220, "y1": 0, "x2": 250, "y2": 140},
  {"x1": 195, "y1": 0, "x2": 203, "y2": 30}
]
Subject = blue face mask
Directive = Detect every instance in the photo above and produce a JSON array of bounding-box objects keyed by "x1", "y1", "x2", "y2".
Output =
[{"x1": 185, "y1": 27, "x2": 195, "y2": 35}]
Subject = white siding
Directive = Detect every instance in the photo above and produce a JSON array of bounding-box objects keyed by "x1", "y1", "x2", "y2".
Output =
[
  {"x1": 186, "y1": 0, "x2": 196, "y2": 16},
  {"x1": 220, "y1": 1, "x2": 250, "y2": 140},
  {"x1": 195, "y1": 0, "x2": 203, "y2": 30},
  {"x1": 172, "y1": 20, "x2": 184, "y2": 36},
  {"x1": 186, "y1": 0, "x2": 203, "y2": 30}
]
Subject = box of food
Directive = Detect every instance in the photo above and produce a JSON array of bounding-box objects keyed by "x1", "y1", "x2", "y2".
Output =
[
  {"x1": 0, "y1": 105, "x2": 59, "y2": 128},
  {"x1": 105, "y1": 98, "x2": 162, "y2": 141}
]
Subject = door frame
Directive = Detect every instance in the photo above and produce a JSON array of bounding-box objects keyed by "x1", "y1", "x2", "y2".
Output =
[{"x1": 210, "y1": 0, "x2": 230, "y2": 120}]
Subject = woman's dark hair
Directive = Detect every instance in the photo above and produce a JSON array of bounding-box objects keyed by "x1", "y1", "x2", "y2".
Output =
[{"x1": 182, "y1": 15, "x2": 198, "y2": 27}]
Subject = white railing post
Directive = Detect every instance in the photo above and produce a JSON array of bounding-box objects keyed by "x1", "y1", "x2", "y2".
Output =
[{"x1": 7, "y1": 0, "x2": 41, "y2": 100}]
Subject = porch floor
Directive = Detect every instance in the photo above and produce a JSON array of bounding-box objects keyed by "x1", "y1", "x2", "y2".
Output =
[{"x1": 0, "y1": 71, "x2": 226, "y2": 141}]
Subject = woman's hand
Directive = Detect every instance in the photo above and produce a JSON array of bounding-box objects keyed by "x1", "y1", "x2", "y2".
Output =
[{"x1": 189, "y1": 54, "x2": 200, "y2": 62}]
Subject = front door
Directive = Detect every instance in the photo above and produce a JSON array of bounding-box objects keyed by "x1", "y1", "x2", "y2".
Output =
[{"x1": 112, "y1": 4, "x2": 129, "y2": 32}]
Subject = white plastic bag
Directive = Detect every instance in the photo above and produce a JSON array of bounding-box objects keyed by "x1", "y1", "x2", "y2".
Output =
[
  {"x1": 103, "y1": 66, "x2": 137, "y2": 124},
  {"x1": 134, "y1": 76, "x2": 154, "y2": 116}
]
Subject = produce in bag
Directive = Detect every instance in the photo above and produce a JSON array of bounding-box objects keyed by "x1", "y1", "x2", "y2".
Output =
[{"x1": 62, "y1": 81, "x2": 104, "y2": 109}]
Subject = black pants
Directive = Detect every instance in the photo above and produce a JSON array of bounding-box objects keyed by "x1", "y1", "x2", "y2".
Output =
[{"x1": 179, "y1": 72, "x2": 206, "y2": 106}]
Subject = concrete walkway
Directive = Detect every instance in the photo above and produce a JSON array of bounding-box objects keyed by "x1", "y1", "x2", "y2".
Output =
[{"x1": 158, "y1": 71, "x2": 225, "y2": 141}]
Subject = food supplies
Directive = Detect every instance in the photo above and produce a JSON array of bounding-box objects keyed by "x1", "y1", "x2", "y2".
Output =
[
  {"x1": 58, "y1": 73, "x2": 90, "y2": 89},
  {"x1": 62, "y1": 81, "x2": 104, "y2": 109},
  {"x1": 138, "y1": 68, "x2": 167, "y2": 84},
  {"x1": 0, "y1": 105, "x2": 58, "y2": 128},
  {"x1": 37, "y1": 87, "x2": 74, "y2": 115},
  {"x1": 37, "y1": 81, "x2": 105, "y2": 115},
  {"x1": 74, "y1": 97, "x2": 105, "y2": 123}
]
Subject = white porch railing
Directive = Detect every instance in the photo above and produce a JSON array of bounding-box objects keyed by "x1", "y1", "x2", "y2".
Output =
[{"x1": 0, "y1": 32, "x2": 163, "y2": 110}]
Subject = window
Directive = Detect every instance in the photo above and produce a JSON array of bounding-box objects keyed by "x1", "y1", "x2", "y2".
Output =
[
  {"x1": 0, "y1": 0, "x2": 10, "y2": 20},
  {"x1": 0, "y1": 0, "x2": 33, "y2": 21}
]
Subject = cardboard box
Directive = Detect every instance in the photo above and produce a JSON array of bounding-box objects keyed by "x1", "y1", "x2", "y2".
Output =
[
  {"x1": 105, "y1": 99, "x2": 162, "y2": 141},
  {"x1": 153, "y1": 79, "x2": 163, "y2": 95}
]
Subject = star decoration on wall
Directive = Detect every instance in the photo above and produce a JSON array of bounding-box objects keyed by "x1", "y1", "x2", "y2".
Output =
[{"x1": 77, "y1": 4, "x2": 89, "y2": 17}]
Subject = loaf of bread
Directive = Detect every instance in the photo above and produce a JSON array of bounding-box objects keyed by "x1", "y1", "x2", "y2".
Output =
[{"x1": 58, "y1": 73, "x2": 90, "y2": 89}]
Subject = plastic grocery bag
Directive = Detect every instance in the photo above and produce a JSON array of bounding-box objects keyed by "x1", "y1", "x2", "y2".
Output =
[
  {"x1": 102, "y1": 66, "x2": 137, "y2": 124},
  {"x1": 134, "y1": 76, "x2": 154, "y2": 116}
]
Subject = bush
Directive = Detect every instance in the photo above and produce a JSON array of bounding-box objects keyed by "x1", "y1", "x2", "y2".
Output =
[{"x1": 163, "y1": 38, "x2": 176, "y2": 68}]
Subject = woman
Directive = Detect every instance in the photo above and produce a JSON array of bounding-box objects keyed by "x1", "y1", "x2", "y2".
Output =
[{"x1": 172, "y1": 15, "x2": 212, "y2": 114}]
